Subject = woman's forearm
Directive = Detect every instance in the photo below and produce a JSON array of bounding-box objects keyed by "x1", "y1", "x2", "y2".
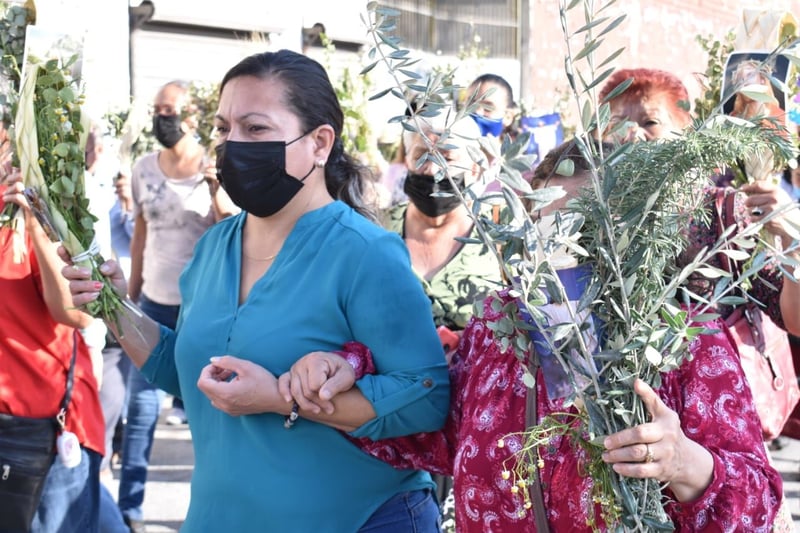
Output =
[
  {"x1": 106, "y1": 298, "x2": 162, "y2": 369},
  {"x1": 779, "y1": 250, "x2": 800, "y2": 336},
  {"x1": 293, "y1": 388, "x2": 376, "y2": 432},
  {"x1": 27, "y1": 214, "x2": 92, "y2": 328}
]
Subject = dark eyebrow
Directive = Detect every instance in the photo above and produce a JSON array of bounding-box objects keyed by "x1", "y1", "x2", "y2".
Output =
[{"x1": 214, "y1": 111, "x2": 272, "y2": 123}]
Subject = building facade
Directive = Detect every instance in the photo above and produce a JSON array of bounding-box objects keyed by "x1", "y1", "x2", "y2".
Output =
[{"x1": 21, "y1": 1, "x2": 800, "y2": 138}]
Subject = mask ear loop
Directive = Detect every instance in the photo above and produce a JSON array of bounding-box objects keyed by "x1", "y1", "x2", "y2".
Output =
[
  {"x1": 285, "y1": 130, "x2": 311, "y2": 146},
  {"x1": 287, "y1": 122, "x2": 330, "y2": 146},
  {"x1": 285, "y1": 127, "x2": 320, "y2": 182},
  {"x1": 297, "y1": 165, "x2": 316, "y2": 182}
]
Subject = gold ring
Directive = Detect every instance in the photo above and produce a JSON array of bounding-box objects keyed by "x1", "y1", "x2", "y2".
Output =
[{"x1": 644, "y1": 443, "x2": 655, "y2": 463}]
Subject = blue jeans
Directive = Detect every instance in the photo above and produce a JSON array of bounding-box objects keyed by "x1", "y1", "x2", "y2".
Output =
[
  {"x1": 30, "y1": 448, "x2": 101, "y2": 533},
  {"x1": 357, "y1": 489, "x2": 441, "y2": 532},
  {"x1": 117, "y1": 295, "x2": 177, "y2": 521},
  {"x1": 98, "y1": 484, "x2": 128, "y2": 533}
]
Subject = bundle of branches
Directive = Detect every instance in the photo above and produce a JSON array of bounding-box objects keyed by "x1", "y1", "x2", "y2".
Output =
[
  {"x1": 0, "y1": 0, "x2": 33, "y2": 126},
  {"x1": 0, "y1": 1, "x2": 33, "y2": 226},
  {"x1": 364, "y1": 1, "x2": 799, "y2": 531},
  {"x1": 12, "y1": 55, "x2": 131, "y2": 328},
  {"x1": 510, "y1": 122, "x2": 795, "y2": 530}
]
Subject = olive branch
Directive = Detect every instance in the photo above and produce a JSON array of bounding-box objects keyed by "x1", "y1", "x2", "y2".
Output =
[
  {"x1": 5, "y1": 51, "x2": 139, "y2": 333},
  {"x1": 363, "y1": 1, "x2": 800, "y2": 530}
]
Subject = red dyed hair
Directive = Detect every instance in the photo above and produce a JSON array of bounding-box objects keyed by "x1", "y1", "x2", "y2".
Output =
[{"x1": 599, "y1": 68, "x2": 692, "y2": 125}]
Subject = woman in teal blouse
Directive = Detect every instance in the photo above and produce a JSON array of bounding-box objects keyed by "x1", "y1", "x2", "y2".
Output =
[{"x1": 66, "y1": 50, "x2": 449, "y2": 532}]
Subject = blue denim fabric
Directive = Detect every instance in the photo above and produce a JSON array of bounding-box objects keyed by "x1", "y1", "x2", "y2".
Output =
[
  {"x1": 117, "y1": 294, "x2": 177, "y2": 521},
  {"x1": 357, "y1": 489, "x2": 441, "y2": 533},
  {"x1": 30, "y1": 448, "x2": 101, "y2": 533},
  {"x1": 138, "y1": 293, "x2": 180, "y2": 331},
  {"x1": 98, "y1": 484, "x2": 128, "y2": 533}
]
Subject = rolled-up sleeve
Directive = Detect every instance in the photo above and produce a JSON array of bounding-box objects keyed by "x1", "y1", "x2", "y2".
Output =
[
  {"x1": 351, "y1": 365, "x2": 449, "y2": 438},
  {"x1": 343, "y1": 233, "x2": 450, "y2": 440}
]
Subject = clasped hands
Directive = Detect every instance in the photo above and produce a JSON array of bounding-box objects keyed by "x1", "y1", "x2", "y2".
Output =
[
  {"x1": 196, "y1": 351, "x2": 358, "y2": 418},
  {"x1": 60, "y1": 251, "x2": 358, "y2": 418},
  {"x1": 244, "y1": 353, "x2": 714, "y2": 502},
  {"x1": 54, "y1": 239, "x2": 723, "y2": 503}
]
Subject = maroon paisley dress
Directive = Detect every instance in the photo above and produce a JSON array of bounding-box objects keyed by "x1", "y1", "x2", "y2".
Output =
[{"x1": 343, "y1": 291, "x2": 783, "y2": 532}]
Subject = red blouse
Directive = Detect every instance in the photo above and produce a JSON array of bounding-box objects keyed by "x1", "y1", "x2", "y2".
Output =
[
  {"x1": 0, "y1": 192, "x2": 105, "y2": 456},
  {"x1": 345, "y1": 293, "x2": 783, "y2": 532}
]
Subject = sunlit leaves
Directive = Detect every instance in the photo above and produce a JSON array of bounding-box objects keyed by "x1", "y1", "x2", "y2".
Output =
[{"x1": 362, "y1": 2, "x2": 800, "y2": 529}]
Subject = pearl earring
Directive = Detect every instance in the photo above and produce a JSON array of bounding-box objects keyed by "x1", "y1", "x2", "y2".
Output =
[{"x1": 315, "y1": 159, "x2": 326, "y2": 168}]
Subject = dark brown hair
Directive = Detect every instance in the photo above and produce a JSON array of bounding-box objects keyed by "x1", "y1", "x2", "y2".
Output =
[
  {"x1": 532, "y1": 140, "x2": 594, "y2": 186},
  {"x1": 220, "y1": 49, "x2": 375, "y2": 221}
]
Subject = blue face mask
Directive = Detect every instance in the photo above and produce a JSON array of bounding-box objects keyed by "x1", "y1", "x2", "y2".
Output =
[
  {"x1": 793, "y1": 185, "x2": 800, "y2": 201},
  {"x1": 469, "y1": 113, "x2": 504, "y2": 137}
]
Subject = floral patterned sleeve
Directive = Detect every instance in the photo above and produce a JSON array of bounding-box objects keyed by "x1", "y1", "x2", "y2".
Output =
[
  {"x1": 334, "y1": 342, "x2": 457, "y2": 475},
  {"x1": 658, "y1": 322, "x2": 783, "y2": 531}
]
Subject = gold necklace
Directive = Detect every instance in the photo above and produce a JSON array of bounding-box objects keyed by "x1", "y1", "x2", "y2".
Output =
[{"x1": 242, "y1": 251, "x2": 277, "y2": 262}]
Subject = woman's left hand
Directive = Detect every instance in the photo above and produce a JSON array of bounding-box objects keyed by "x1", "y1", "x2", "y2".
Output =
[
  {"x1": 601, "y1": 378, "x2": 714, "y2": 502},
  {"x1": 197, "y1": 355, "x2": 289, "y2": 416},
  {"x1": 277, "y1": 351, "x2": 358, "y2": 415}
]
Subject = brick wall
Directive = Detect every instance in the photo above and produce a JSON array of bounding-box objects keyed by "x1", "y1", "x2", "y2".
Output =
[{"x1": 523, "y1": 0, "x2": 800, "y2": 121}]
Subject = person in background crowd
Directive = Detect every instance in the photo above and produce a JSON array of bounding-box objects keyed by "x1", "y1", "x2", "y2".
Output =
[
  {"x1": 382, "y1": 113, "x2": 500, "y2": 337},
  {"x1": 381, "y1": 112, "x2": 502, "y2": 522},
  {"x1": 99, "y1": 170, "x2": 135, "y2": 480},
  {"x1": 462, "y1": 73, "x2": 528, "y2": 193},
  {"x1": 464, "y1": 73, "x2": 516, "y2": 140},
  {"x1": 81, "y1": 126, "x2": 116, "y2": 389},
  {"x1": 120, "y1": 79, "x2": 237, "y2": 533},
  {"x1": 82, "y1": 126, "x2": 131, "y2": 533},
  {"x1": 64, "y1": 48, "x2": 450, "y2": 533},
  {"x1": 0, "y1": 118, "x2": 126, "y2": 532}
]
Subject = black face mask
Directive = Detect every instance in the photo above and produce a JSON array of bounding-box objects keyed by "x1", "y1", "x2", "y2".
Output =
[
  {"x1": 403, "y1": 172, "x2": 465, "y2": 217},
  {"x1": 153, "y1": 114, "x2": 185, "y2": 148},
  {"x1": 215, "y1": 133, "x2": 313, "y2": 217}
]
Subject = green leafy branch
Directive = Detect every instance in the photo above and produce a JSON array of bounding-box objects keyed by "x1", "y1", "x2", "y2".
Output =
[
  {"x1": 364, "y1": 1, "x2": 800, "y2": 531},
  {"x1": 12, "y1": 55, "x2": 137, "y2": 332},
  {"x1": 693, "y1": 30, "x2": 736, "y2": 120},
  {"x1": 0, "y1": 1, "x2": 33, "y2": 127}
]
